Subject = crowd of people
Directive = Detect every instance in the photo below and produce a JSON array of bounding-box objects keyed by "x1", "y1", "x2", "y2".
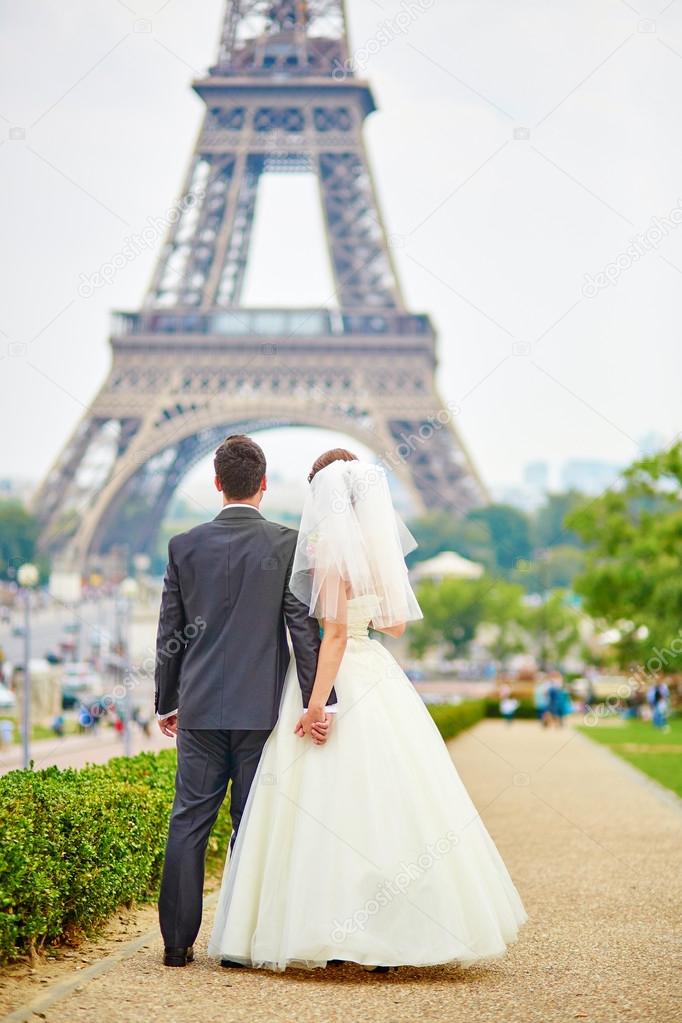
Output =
[{"x1": 497, "y1": 671, "x2": 674, "y2": 731}]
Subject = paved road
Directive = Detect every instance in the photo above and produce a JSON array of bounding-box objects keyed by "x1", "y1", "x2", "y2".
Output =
[
  {"x1": 0, "y1": 599, "x2": 117, "y2": 666},
  {"x1": 0, "y1": 725, "x2": 169, "y2": 775},
  {"x1": 3, "y1": 720, "x2": 680, "y2": 1023}
]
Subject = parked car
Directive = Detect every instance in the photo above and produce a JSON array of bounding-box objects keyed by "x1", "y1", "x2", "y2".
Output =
[{"x1": 60, "y1": 662, "x2": 101, "y2": 710}]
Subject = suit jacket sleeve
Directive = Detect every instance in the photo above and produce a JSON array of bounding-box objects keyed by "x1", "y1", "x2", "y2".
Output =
[
  {"x1": 282, "y1": 546, "x2": 336, "y2": 709},
  {"x1": 154, "y1": 539, "x2": 187, "y2": 716}
]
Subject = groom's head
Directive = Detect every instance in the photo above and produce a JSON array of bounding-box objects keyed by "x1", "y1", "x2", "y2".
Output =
[{"x1": 214, "y1": 435, "x2": 267, "y2": 506}]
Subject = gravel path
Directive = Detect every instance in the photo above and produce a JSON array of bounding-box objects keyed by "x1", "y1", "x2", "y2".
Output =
[{"x1": 4, "y1": 720, "x2": 681, "y2": 1023}]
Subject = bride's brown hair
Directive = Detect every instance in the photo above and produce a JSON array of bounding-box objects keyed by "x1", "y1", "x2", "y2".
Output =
[{"x1": 308, "y1": 448, "x2": 358, "y2": 483}]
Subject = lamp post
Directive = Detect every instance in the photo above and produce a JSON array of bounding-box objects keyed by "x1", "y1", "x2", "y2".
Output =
[
  {"x1": 118, "y1": 577, "x2": 139, "y2": 758},
  {"x1": 17, "y1": 563, "x2": 39, "y2": 770}
]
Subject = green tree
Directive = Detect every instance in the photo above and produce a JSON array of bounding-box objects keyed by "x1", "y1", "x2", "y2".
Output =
[
  {"x1": 479, "y1": 581, "x2": 528, "y2": 662},
  {"x1": 408, "y1": 576, "x2": 526, "y2": 661},
  {"x1": 512, "y1": 544, "x2": 585, "y2": 592},
  {"x1": 409, "y1": 577, "x2": 492, "y2": 659},
  {"x1": 566, "y1": 442, "x2": 682, "y2": 668},
  {"x1": 0, "y1": 501, "x2": 39, "y2": 580},
  {"x1": 522, "y1": 590, "x2": 581, "y2": 669},
  {"x1": 465, "y1": 504, "x2": 533, "y2": 574},
  {"x1": 532, "y1": 491, "x2": 584, "y2": 549},
  {"x1": 407, "y1": 511, "x2": 495, "y2": 570}
]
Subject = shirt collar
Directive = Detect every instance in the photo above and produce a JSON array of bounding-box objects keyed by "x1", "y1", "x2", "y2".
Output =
[{"x1": 214, "y1": 504, "x2": 264, "y2": 521}]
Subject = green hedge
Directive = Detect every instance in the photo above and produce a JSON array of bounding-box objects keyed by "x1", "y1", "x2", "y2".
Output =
[
  {"x1": 0, "y1": 750, "x2": 231, "y2": 963},
  {"x1": 428, "y1": 699, "x2": 486, "y2": 740}
]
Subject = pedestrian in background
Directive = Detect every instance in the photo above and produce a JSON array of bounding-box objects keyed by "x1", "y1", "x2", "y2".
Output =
[
  {"x1": 533, "y1": 677, "x2": 551, "y2": 727},
  {"x1": 0, "y1": 718, "x2": 13, "y2": 747},
  {"x1": 547, "y1": 672, "x2": 571, "y2": 727},
  {"x1": 648, "y1": 682, "x2": 670, "y2": 731},
  {"x1": 499, "y1": 684, "x2": 520, "y2": 725}
]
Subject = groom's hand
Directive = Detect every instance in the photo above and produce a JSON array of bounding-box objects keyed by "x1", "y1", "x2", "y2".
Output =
[{"x1": 157, "y1": 713, "x2": 178, "y2": 737}]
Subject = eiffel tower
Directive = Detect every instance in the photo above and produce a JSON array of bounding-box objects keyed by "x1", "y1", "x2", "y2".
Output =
[{"x1": 36, "y1": 0, "x2": 487, "y2": 574}]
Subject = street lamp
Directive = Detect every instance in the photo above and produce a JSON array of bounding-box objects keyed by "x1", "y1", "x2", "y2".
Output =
[
  {"x1": 17, "y1": 562, "x2": 39, "y2": 770},
  {"x1": 117, "y1": 577, "x2": 139, "y2": 757}
]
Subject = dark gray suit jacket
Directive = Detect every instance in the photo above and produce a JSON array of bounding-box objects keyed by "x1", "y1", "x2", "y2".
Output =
[{"x1": 154, "y1": 506, "x2": 324, "y2": 729}]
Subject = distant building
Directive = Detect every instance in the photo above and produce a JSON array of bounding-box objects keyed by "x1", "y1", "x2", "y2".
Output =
[
  {"x1": 0, "y1": 477, "x2": 34, "y2": 503},
  {"x1": 637, "y1": 432, "x2": 667, "y2": 456},
  {"x1": 492, "y1": 476, "x2": 548, "y2": 512},
  {"x1": 522, "y1": 461, "x2": 549, "y2": 490},
  {"x1": 560, "y1": 460, "x2": 622, "y2": 495}
]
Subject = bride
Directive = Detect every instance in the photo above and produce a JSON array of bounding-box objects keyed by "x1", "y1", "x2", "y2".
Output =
[{"x1": 208, "y1": 448, "x2": 527, "y2": 970}]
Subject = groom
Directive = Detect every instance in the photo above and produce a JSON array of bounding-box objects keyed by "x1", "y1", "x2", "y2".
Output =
[{"x1": 154, "y1": 434, "x2": 333, "y2": 967}]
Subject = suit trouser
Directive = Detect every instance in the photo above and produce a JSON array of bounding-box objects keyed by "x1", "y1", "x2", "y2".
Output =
[{"x1": 158, "y1": 727, "x2": 271, "y2": 949}]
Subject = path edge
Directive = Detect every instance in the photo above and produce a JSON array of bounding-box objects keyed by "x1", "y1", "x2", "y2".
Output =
[{"x1": 0, "y1": 894, "x2": 219, "y2": 1023}]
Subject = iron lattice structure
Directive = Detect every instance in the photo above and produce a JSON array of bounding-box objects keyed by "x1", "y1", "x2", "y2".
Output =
[{"x1": 35, "y1": 0, "x2": 487, "y2": 570}]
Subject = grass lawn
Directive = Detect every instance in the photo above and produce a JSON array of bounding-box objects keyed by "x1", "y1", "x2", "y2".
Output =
[{"x1": 576, "y1": 717, "x2": 682, "y2": 798}]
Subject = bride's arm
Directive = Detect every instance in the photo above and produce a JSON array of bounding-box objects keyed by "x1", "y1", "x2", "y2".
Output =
[
  {"x1": 294, "y1": 581, "x2": 347, "y2": 738},
  {"x1": 306, "y1": 617, "x2": 348, "y2": 711},
  {"x1": 371, "y1": 621, "x2": 406, "y2": 638}
]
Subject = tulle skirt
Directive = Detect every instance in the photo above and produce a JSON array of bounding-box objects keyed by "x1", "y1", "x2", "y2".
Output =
[{"x1": 208, "y1": 635, "x2": 527, "y2": 970}]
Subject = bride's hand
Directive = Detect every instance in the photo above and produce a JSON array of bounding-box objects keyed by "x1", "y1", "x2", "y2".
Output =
[
  {"x1": 294, "y1": 706, "x2": 330, "y2": 744},
  {"x1": 310, "y1": 717, "x2": 330, "y2": 745}
]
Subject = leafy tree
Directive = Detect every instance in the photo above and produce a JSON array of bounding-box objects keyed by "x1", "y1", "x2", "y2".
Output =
[
  {"x1": 566, "y1": 442, "x2": 682, "y2": 669},
  {"x1": 407, "y1": 511, "x2": 494, "y2": 570},
  {"x1": 522, "y1": 590, "x2": 581, "y2": 669},
  {"x1": 408, "y1": 576, "x2": 526, "y2": 661},
  {"x1": 531, "y1": 491, "x2": 584, "y2": 550},
  {"x1": 480, "y1": 581, "x2": 528, "y2": 662},
  {"x1": 512, "y1": 544, "x2": 585, "y2": 592},
  {"x1": 0, "y1": 501, "x2": 39, "y2": 580},
  {"x1": 466, "y1": 504, "x2": 533, "y2": 574},
  {"x1": 409, "y1": 577, "x2": 492, "y2": 658}
]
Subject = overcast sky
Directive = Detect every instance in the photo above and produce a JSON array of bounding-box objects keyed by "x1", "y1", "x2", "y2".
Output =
[{"x1": 1, "y1": 0, "x2": 680, "y2": 515}]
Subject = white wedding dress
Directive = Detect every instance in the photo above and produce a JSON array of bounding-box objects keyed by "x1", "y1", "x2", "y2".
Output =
[{"x1": 208, "y1": 594, "x2": 527, "y2": 970}]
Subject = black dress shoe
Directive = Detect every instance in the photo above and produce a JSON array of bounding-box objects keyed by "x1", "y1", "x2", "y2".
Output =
[
  {"x1": 220, "y1": 958, "x2": 248, "y2": 969},
  {"x1": 163, "y1": 945, "x2": 194, "y2": 967}
]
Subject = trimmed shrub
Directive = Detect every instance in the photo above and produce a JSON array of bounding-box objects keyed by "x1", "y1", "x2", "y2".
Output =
[
  {"x1": 428, "y1": 699, "x2": 486, "y2": 740},
  {"x1": 0, "y1": 750, "x2": 231, "y2": 963}
]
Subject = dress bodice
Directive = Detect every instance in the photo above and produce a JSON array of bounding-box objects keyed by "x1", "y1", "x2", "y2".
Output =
[{"x1": 345, "y1": 595, "x2": 380, "y2": 639}]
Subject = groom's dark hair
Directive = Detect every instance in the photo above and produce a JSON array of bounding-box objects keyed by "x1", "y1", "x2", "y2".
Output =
[{"x1": 214, "y1": 435, "x2": 266, "y2": 499}]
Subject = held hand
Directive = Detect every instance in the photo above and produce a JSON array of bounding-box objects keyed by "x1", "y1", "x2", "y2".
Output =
[
  {"x1": 311, "y1": 715, "x2": 331, "y2": 746},
  {"x1": 294, "y1": 705, "x2": 329, "y2": 744},
  {"x1": 158, "y1": 714, "x2": 178, "y2": 738}
]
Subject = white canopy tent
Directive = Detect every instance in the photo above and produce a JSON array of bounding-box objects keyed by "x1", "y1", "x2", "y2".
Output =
[{"x1": 411, "y1": 550, "x2": 484, "y2": 582}]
